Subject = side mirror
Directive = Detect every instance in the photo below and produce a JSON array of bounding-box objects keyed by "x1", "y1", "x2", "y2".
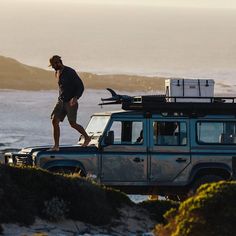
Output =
[{"x1": 104, "y1": 130, "x2": 114, "y2": 145}]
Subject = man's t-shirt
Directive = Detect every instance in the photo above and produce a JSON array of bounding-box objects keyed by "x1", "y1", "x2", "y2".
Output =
[{"x1": 56, "y1": 66, "x2": 84, "y2": 102}]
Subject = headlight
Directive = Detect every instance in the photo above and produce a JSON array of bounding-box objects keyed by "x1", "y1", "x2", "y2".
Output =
[
  {"x1": 7, "y1": 158, "x2": 13, "y2": 164},
  {"x1": 32, "y1": 153, "x2": 37, "y2": 165}
]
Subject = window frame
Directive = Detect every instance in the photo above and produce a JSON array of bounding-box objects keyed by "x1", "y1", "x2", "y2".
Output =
[
  {"x1": 152, "y1": 120, "x2": 188, "y2": 147},
  {"x1": 196, "y1": 120, "x2": 236, "y2": 145},
  {"x1": 104, "y1": 118, "x2": 145, "y2": 146}
]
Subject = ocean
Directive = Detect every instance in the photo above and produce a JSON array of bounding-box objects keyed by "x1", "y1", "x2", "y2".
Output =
[{"x1": 0, "y1": 89, "x2": 124, "y2": 150}]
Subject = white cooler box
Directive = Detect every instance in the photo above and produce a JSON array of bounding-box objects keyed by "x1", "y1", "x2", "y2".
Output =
[{"x1": 165, "y1": 79, "x2": 215, "y2": 102}]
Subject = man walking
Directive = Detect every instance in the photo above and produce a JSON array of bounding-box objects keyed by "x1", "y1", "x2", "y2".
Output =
[{"x1": 49, "y1": 55, "x2": 91, "y2": 150}]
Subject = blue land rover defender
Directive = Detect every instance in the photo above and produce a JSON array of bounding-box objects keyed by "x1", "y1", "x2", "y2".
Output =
[{"x1": 5, "y1": 89, "x2": 236, "y2": 199}]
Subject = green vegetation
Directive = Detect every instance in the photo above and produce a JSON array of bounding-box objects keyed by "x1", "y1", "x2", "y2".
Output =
[
  {"x1": 0, "y1": 164, "x2": 177, "y2": 232},
  {"x1": 10, "y1": 163, "x2": 236, "y2": 236},
  {"x1": 155, "y1": 181, "x2": 236, "y2": 236},
  {"x1": 2, "y1": 165, "x2": 235, "y2": 236},
  {"x1": 0, "y1": 165, "x2": 132, "y2": 226},
  {"x1": 138, "y1": 199, "x2": 179, "y2": 224}
]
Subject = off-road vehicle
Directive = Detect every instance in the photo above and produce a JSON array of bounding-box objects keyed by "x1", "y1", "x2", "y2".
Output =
[{"x1": 5, "y1": 84, "x2": 236, "y2": 199}]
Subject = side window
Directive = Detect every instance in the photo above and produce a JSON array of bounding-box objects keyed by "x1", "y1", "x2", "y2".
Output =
[
  {"x1": 110, "y1": 121, "x2": 122, "y2": 143},
  {"x1": 153, "y1": 121, "x2": 187, "y2": 146},
  {"x1": 108, "y1": 120, "x2": 143, "y2": 145},
  {"x1": 197, "y1": 121, "x2": 236, "y2": 144}
]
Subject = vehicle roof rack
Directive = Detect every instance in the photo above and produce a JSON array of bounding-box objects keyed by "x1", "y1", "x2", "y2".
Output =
[{"x1": 99, "y1": 88, "x2": 236, "y2": 115}]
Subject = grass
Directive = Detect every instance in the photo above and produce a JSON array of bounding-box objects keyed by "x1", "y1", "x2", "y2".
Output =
[
  {"x1": 0, "y1": 165, "x2": 132, "y2": 226},
  {"x1": 138, "y1": 199, "x2": 179, "y2": 224},
  {"x1": 0, "y1": 164, "x2": 179, "y2": 235},
  {"x1": 155, "y1": 181, "x2": 236, "y2": 236}
]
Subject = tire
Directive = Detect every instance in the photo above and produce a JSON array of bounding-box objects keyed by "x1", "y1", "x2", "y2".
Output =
[
  {"x1": 189, "y1": 174, "x2": 224, "y2": 196},
  {"x1": 49, "y1": 166, "x2": 86, "y2": 177}
]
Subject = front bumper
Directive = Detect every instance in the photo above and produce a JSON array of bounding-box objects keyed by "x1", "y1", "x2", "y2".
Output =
[{"x1": 4, "y1": 152, "x2": 33, "y2": 166}]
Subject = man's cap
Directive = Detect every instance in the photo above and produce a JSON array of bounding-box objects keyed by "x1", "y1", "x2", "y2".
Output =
[{"x1": 48, "y1": 55, "x2": 62, "y2": 67}]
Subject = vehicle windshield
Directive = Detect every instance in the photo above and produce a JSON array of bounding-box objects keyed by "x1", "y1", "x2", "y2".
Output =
[{"x1": 86, "y1": 115, "x2": 110, "y2": 136}]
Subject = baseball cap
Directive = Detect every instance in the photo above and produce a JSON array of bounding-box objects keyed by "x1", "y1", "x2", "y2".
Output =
[{"x1": 48, "y1": 55, "x2": 61, "y2": 67}]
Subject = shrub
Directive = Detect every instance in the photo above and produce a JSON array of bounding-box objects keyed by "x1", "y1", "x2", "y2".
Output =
[
  {"x1": 155, "y1": 181, "x2": 236, "y2": 236},
  {"x1": 43, "y1": 197, "x2": 68, "y2": 222},
  {"x1": 0, "y1": 165, "x2": 133, "y2": 226},
  {"x1": 138, "y1": 199, "x2": 179, "y2": 224}
]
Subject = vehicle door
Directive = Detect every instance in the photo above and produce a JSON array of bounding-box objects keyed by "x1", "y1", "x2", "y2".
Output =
[
  {"x1": 101, "y1": 118, "x2": 148, "y2": 182},
  {"x1": 149, "y1": 117, "x2": 190, "y2": 183}
]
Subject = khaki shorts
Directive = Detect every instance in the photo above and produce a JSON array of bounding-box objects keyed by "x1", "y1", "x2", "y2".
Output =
[{"x1": 51, "y1": 100, "x2": 78, "y2": 122}]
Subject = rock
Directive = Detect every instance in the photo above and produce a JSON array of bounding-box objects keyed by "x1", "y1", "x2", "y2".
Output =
[{"x1": 2, "y1": 206, "x2": 155, "y2": 235}]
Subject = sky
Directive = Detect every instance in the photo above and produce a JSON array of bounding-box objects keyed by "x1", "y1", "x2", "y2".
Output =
[
  {"x1": 77, "y1": 0, "x2": 236, "y2": 8},
  {"x1": 2, "y1": 0, "x2": 236, "y2": 8},
  {"x1": 1, "y1": 0, "x2": 236, "y2": 89}
]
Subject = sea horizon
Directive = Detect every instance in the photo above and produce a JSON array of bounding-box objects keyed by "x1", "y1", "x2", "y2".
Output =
[{"x1": 0, "y1": 3, "x2": 235, "y2": 91}]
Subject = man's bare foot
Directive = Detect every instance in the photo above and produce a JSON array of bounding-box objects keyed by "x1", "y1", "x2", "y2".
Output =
[
  {"x1": 48, "y1": 146, "x2": 59, "y2": 151},
  {"x1": 82, "y1": 136, "x2": 91, "y2": 147}
]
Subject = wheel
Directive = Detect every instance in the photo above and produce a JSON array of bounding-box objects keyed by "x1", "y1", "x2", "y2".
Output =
[
  {"x1": 49, "y1": 166, "x2": 86, "y2": 177},
  {"x1": 189, "y1": 174, "x2": 224, "y2": 196}
]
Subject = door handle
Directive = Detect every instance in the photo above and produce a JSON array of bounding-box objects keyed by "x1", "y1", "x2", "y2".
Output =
[
  {"x1": 176, "y1": 158, "x2": 187, "y2": 163},
  {"x1": 133, "y1": 157, "x2": 144, "y2": 163}
]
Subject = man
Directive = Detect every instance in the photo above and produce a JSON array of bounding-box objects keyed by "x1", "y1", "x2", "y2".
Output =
[{"x1": 49, "y1": 55, "x2": 91, "y2": 151}]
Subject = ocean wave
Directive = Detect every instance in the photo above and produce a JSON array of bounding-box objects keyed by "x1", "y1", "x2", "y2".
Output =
[
  {"x1": 0, "y1": 135, "x2": 24, "y2": 143},
  {"x1": 0, "y1": 135, "x2": 25, "y2": 150}
]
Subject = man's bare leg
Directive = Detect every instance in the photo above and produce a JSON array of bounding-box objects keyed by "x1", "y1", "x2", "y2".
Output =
[
  {"x1": 50, "y1": 116, "x2": 60, "y2": 151},
  {"x1": 70, "y1": 122, "x2": 91, "y2": 147}
]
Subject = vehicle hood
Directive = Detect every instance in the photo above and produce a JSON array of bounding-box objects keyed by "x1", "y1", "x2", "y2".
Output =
[
  {"x1": 18, "y1": 145, "x2": 52, "y2": 154},
  {"x1": 18, "y1": 144, "x2": 98, "y2": 154},
  {"x1": 21, "y1": 144, "x2": 99, "y2": 155}
]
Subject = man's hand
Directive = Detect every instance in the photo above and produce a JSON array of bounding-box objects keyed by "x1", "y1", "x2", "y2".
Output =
[{"x1": 69, "y1": 97, "x2": 78, "y2": 106}]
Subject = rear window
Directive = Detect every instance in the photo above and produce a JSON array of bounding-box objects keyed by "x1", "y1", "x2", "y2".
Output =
[{"x1": 196, "y1": 121, "x2": 236, "y2": 144}]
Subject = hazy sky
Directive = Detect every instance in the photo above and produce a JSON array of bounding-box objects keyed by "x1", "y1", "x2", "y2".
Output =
[
  {"x1": 2, "y1": 0, "x2": 236, "y2": 8},
  {"x1": 1, "y1": 0, "x2": 236, "y2": 86},
  {"x1": 77, "y1": 0, "x2": 236, "y2": 8}
]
